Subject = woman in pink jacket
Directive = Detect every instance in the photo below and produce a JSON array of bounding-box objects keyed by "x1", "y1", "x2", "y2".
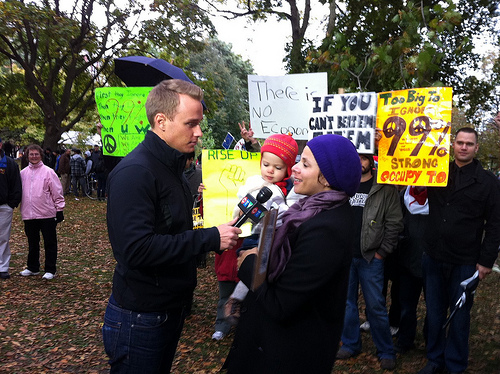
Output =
[{"x1": 19, "y1": 144, "x2": 65, "y2": 280}]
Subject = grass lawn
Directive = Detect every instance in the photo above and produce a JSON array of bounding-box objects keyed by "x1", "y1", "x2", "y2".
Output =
[{"x1": 1, "y1": 197, "x2": 498, "y2": 373}]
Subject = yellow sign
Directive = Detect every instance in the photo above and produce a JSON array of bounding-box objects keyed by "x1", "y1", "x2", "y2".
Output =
[
  {"x1": 95, "y1": 87, "x2": 152, "y2": 157},
  {"x1": 376, "y1": 87, "x2": 452, "y2": 186},
  {"x1": 202, "y1": 149, "x2": 261, "y2": 228}
]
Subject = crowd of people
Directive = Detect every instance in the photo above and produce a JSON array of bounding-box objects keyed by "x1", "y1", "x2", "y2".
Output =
[
  {"x1": 1, "y1": 78, "x2": 499, "y2": 374},
  {"x1": 99, "y1": 80, "x2": 499, "y2": 374}
]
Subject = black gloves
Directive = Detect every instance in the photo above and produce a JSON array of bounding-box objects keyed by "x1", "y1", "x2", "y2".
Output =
[{"x1": 56, "y1": 211, "x2": 64, "y2": 223}]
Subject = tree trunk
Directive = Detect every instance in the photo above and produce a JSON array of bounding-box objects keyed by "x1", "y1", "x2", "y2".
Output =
[{"x1": 42, "y1": 119, "x2": 64, "y2": 151}]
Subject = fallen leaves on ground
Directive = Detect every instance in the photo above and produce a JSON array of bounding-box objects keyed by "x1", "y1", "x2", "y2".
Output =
[{"x1": 1, "y1": 198, "x2": 498, "y2": 373}]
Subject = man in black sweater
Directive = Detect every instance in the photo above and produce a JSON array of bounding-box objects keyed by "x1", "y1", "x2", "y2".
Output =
[{"x1": 102, "y1": 79, "x2": 241, "y2": 373}]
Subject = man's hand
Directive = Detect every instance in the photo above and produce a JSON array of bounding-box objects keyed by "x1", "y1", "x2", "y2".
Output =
[
  {"x1": 476, "y1": 264, "x2": 492, "y2": 280},
  {"x1": 217, "y1": 218, "x2": 242, "y2": 251}
]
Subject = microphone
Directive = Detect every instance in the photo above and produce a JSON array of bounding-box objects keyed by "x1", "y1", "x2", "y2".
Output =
[{"x1": 233, "y1": 186, "x2": 273, "y2": 228}]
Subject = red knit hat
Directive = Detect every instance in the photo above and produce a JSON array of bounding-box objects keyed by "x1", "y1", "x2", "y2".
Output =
[{"x1": 261, "y1": 134, "x2": 299, "y2": 177}]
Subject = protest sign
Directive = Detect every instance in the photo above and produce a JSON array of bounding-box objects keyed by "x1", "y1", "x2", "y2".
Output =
[
  {"x1": 202, "y1": 149, "x2": 261, "y2": 228},
  {"x1": 95, "y1": 87, "x2": 151, "y2": 157},
  {"x1": 308, "y1": 92, "x2": 377, "y2": 153},
  {"x1": 248, "y1": 73, "x2": 328, "y2": 140},
  {"x1": 376, "y1": 87, "x2": 452, "y2": 186}
]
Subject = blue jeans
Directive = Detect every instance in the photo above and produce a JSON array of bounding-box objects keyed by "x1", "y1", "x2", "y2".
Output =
[
  {"x1": 422, "y1": 253, "x2": 475, "y2": 373},
  {"x1": 102, "y1": 294, "x2": 186, "y2": 373},
  {"x1": 341, "y1": 257, "x2": 395, "y2": 359}
]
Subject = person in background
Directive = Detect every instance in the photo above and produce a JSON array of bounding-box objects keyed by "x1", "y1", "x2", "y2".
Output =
[
  {"x1": 102, "y1": 79, "x2": 241, "y2": 373},
  {"x1": 19, "y1": 144, "x2": 65, "y2": 280},
  {"x1": 70, "y1": 149, "x2": 86, "y2": 199},
  {"x1": 394, "y1": 185, "x2": 429, "y2": 354},
  {"x1": 84, "y1": 150, "x2": 93, "y2": 175},
  {"x1": 93, "y1": 147, "x2": 107, "y2": 201},
  {"x1": 224, "y1": 134, "x2": 361, "y2": 374},
  {"x1": 237, "y1": 121, "x2": 261, "y2": 152},
  {"x1": 90, "y1": 144, "x2": 101, "y2": 168},
  {"x1": 336, "y1": 153, "x2": 403, "y2": 371},
  {"x1": 417, "y1": 127, "x2": 500, "y2": 374},
  {"x1": 44, "y1": 147, "x2": 55, "y2": 169},
  {"x1": 20, "y1": 147, "x2": 29, "y2": 169},
  {"x1": 184, "y1": 151, "x2": 202, "y2": 202},
  {"x1": 2, "y1": 139, "x2": 14, "y2": 158},
  {"x1": 0, "y1": 137, "x2": 22, "y2": 280},
  {"x1": 58, "y1": 148, "x2": 71, "y2": 195},
  {"x1": 184, "y1": 151, "x2": 205, "y2": 269}
]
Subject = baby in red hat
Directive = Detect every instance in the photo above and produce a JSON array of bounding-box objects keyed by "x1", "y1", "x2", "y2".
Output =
[{"x1": 213, "y1": 134, "x2": 299, "y2": 340}]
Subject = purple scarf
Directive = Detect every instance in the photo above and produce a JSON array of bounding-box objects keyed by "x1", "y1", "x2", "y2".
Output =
[{"x1": 267, "y1": 190, "x2": 349, "y2": 282}]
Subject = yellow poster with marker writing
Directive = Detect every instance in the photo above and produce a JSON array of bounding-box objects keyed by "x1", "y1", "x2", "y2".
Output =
[
  {"x1": 95, "y1": 87, "x2": 152, "y2": 157},
  {"x1": 376, "y1": 87, "x2": 452, "y2": 187},
  {"x1": 202, "y1": 149, "x2": 261, "y2": 230}
]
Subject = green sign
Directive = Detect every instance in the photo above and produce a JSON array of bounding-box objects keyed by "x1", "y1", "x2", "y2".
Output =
[{"x1": 95, "y1": 87, "x2": 152, "y2": 157}]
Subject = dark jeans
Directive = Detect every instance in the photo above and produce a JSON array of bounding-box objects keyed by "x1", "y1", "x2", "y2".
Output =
[
  {"x1": 24, "y1": 218, "x2": 58, "y2": 274},
  {"x1": 96, "y1": 172, "x2": 107, "y2": 199},
  {"x1": 422, "y1": 253, "x2": 475, "y2": 373},
  {"x1": 397, "y1": 270, "x2": 424, "y2": 349},
  {"x1": 102, "y1": 294, "x2": 186, "y2": 373},
  {"x1": 71, "y1": 175, "x2": 86, "y2": 197}
]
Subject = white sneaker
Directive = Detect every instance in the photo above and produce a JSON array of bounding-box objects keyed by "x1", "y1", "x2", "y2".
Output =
[
  {"x1": 360, "y1": 321, "x2": 370, "y2": 331},
  {"x1": 492, "y1": 263, "x2": 500, "y2": 274},
  {"x1": 390, "y1": 326, "x2": 399, "y2": 336},
  {"x1": 212, "y1": 331, "x2": 225, "y2": 341},
  {"x1": 20, "y1": 269, "x2": 40, "y2": 276},
  {"x1": 42, "y1": 272, "x2": 55, "y2": 280}
]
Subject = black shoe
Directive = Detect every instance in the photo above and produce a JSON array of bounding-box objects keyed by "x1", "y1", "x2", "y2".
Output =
[
  {"x1": 336, "y1": 348, "x2": 357, "y2": 360},
  {"x1": 417, "y1": 362, "x2": 444, "y2": 374},
  {"x1": 0, "y1": 272, "x2": 10, "y2": 279},
  {"x1": 380, "y1": 358, "x2": 396, "y2": 370},
  {"x1": 394, "y1": 342, "x2": 415, "y2": 353}
]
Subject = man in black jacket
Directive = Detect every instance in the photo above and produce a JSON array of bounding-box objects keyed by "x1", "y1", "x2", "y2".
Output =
[
  {"x1": 418, "y1": 127, "x2": 500, "y2": 374},
  {"x1": 0, "y1": 138, "x2": 22, "y2": 279},
  {"x1": 102, "y1": 79, "x2": 241, "y2": 373}
]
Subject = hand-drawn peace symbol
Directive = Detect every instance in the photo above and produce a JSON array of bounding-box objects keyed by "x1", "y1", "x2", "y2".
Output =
[{"x1": 103, "y1": 134, "x2": 117, "y2": 154}]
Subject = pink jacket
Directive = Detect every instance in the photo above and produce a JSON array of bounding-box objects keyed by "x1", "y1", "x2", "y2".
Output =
[{"x1": 20, "y1": 161, "x2": 65, "y2": 220}]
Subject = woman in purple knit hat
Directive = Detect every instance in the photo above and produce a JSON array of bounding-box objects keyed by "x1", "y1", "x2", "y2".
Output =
[{"x1": 223, "y1": 134, "x2": 362, "y2": 374}]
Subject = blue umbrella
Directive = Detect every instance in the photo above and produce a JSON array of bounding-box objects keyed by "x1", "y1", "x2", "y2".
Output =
[
  {"x1": 114, "y1": 56, "x2": 206, "y2": 109},
  {"x1": 114, "y1": 56, "x2": 195, "y2": 87}
]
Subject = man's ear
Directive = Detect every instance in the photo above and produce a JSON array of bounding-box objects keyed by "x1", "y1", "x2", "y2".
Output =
[{"x1": 155, "y1": 113, "x2": 167, "y2": 131}]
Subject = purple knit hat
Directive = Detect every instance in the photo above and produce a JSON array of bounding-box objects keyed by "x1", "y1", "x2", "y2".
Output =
[{"x1": 307, "y1": 134, "x2": 361, "y2": 197}]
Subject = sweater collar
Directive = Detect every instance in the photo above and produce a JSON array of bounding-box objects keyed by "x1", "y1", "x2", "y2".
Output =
[{"x1": 143, "y1": 131, "x2": 187, "y2": 176}]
